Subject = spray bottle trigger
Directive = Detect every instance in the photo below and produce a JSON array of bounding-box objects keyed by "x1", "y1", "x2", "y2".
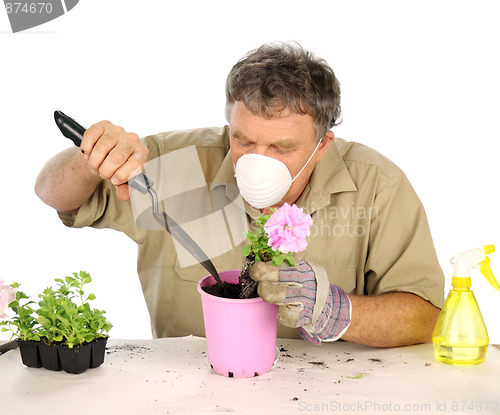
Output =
[
  {"x1": 480, "y1": 257, "x2": 500, "y2": 291},
  {"x1": 484, "y1": 244, "x2": 495, "y2": 255}
]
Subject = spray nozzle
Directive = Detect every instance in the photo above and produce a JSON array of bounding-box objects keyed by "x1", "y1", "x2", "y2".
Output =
[{"x1": 450, "y1": 244, "x2": 499, "y2": 290}]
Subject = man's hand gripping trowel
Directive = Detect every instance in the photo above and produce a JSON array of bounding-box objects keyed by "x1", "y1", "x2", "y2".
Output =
[{"x1": 54, "y1": 111, "x2": 222, "y2": 284}]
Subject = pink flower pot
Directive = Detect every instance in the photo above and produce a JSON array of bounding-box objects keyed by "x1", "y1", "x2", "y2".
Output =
[{"x1": 198, "y1": 270, "x2": 278, "y2": 378}]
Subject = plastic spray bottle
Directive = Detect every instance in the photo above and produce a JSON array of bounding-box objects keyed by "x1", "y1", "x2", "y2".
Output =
[{"x1": 432, "y1": 244, "x2": 499, "y2": 366}]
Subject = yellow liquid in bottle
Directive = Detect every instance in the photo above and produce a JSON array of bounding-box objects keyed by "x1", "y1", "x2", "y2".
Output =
[
  {"x1": 432, "y1": 288, "x2": 489, "y2": 366},
  {"x1": 433, "y1": 338, "x2": 488, "y2": 366}
]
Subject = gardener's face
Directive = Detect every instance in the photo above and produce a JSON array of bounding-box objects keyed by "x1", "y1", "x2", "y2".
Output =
[{"x1": 229, "y1": 101, "x2": 333, "y2": 211}]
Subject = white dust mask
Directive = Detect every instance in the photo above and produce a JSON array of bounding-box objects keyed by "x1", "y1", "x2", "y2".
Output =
[{"x1": 234, "y1": 139, "x2": 323, "y2": 208}]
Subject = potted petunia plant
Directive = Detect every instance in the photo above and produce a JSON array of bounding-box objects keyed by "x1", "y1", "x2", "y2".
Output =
[
  {"x1": 197, "y1": 203, "x2": 312, "y2": 378},
  {"x1": 0, "y1": 271, "x2": 112, "y2": 374},
  {"x1": 243, "y1": 203, "x2": 312, "y2": 265},
  {"x1": 239, "y1": 203, "x2": 313, "y2": 298}
]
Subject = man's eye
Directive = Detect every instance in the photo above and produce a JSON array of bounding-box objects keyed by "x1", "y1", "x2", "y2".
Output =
[
  {"x1": 236, "y1": 139, "x2": 252, "y2": 147},
  {"x1": 272, "y1": 145, "x2": 291, "y2": 154}
]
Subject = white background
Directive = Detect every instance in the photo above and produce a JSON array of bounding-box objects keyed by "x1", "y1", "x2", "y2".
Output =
[{"x1": 1, "y1": 0, "x2": 499, "y2": 343}]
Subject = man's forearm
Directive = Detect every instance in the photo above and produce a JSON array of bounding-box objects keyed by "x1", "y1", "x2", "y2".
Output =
[
  {"x1": 341, "y1": 292, "x2": 440, "y2": 347},
  {"x1": 35, "y1": 147, "x2": 102, "y2": 213}
]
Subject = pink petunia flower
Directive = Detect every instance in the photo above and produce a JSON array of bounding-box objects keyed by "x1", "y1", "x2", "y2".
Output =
[
  {"x1": 0, "y1": 280, "x2": 16, "y2": 319},
  {"x1": 264, "y1": 203, "x2": 313, "y2": 254}
]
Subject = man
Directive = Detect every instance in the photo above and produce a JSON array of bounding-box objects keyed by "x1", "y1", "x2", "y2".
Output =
[{"x1": 35, "y1": 42, "x2": 444, "y2": 347}]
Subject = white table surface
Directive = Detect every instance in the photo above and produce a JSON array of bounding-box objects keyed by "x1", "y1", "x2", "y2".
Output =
[{"x1": 0, "y1": 337, "x2": 499, "y2": 415}]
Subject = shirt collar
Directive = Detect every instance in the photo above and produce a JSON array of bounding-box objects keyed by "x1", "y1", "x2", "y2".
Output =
[{"x1": 296, "y1": 137, "x2": 357, "y2": 214}]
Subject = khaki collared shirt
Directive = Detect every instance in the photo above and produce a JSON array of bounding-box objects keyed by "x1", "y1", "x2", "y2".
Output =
[{"x1": 59, "y1": 126, "x2": 444, "y2": 339}]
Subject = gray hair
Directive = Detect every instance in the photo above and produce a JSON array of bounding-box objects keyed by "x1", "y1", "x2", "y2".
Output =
[{"x1": 225, "y1": 42, "x2": 342, "y2": 142}]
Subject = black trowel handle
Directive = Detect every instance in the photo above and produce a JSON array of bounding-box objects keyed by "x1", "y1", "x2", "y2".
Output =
[
  {"x1": 54, "y1": 110, "x2": 151, "y2": 195},
  {"x1": 54, "y1": 110, "x2": 86, "y2": 146}
]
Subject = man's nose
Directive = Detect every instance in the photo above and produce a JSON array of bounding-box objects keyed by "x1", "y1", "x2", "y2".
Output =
[{"x1": 253, "y1": 146, "x2": 270, "y2": 157}]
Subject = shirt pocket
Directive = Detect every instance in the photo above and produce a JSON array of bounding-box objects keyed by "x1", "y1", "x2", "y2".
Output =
[
  {"x1": 325, "y1": 263, "x2": 357, "y2": 294},
  {"x1": 304, "y1": 253, "x2": 357, "y2": 293}
]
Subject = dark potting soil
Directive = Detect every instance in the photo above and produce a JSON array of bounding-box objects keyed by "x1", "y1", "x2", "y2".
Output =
[
  {"x1": 201, "y1": 254, "x2": 259, "y2": 299},
  {"x1": 202, "y1": 282, "x2": 258, "y2": 299}
]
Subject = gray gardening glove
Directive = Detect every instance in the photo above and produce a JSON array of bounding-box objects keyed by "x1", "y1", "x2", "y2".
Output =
[{"x1": 250, "y1": 259, "x2": 352, "y2": 345}]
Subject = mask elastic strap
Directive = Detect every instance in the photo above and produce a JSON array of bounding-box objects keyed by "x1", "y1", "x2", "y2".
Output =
[{"x1": 291, "y1": 138, "x2": 324, "y2": 184}]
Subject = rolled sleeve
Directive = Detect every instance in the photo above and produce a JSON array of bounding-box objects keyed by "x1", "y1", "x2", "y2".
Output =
[
  {"x1": 57, "y1": 180, "x2": 113, "y2": 229},
  {"x1": 57, "y1": 180, "x2": 146, "y2": 244}
]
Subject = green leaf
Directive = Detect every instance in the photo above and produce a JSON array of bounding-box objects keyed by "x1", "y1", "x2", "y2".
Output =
[
  {"x1": 56, "y1": 315, "x2": 70, "y2": 327},
  {"x1": 102, "y1": 323, "x2": 112, "y2": 332},
  {"x1": 242, "y1": 244, "x2": 252, "y2": 257},
  {"x1": 344, "y1": 373, "x2": 364, "y2": 379},
  {"x1": 80, "y1": 271, "x2": 92, "y2": 285},
  {"x1": 37, "y1": 316, "x2": 51, "y2": 328},
  {"x1": 272, "y1": 255, "x2": 284, "y2": 266},
  {"x1": 16, "y1": 291, "x2": 29, "y2": 300},
  {"x1": 87, "y1": 293, "x2": 96, "y2": 301}
]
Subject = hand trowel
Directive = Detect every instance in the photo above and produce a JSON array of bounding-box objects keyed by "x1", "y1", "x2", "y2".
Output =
[{"x1": 53, "y1": 110, "x2": 222, "y2": 284}]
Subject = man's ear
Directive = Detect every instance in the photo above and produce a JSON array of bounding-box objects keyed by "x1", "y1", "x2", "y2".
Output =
[{"x1": 315, "y1": 131, "x2": 335, "y2": 164}]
